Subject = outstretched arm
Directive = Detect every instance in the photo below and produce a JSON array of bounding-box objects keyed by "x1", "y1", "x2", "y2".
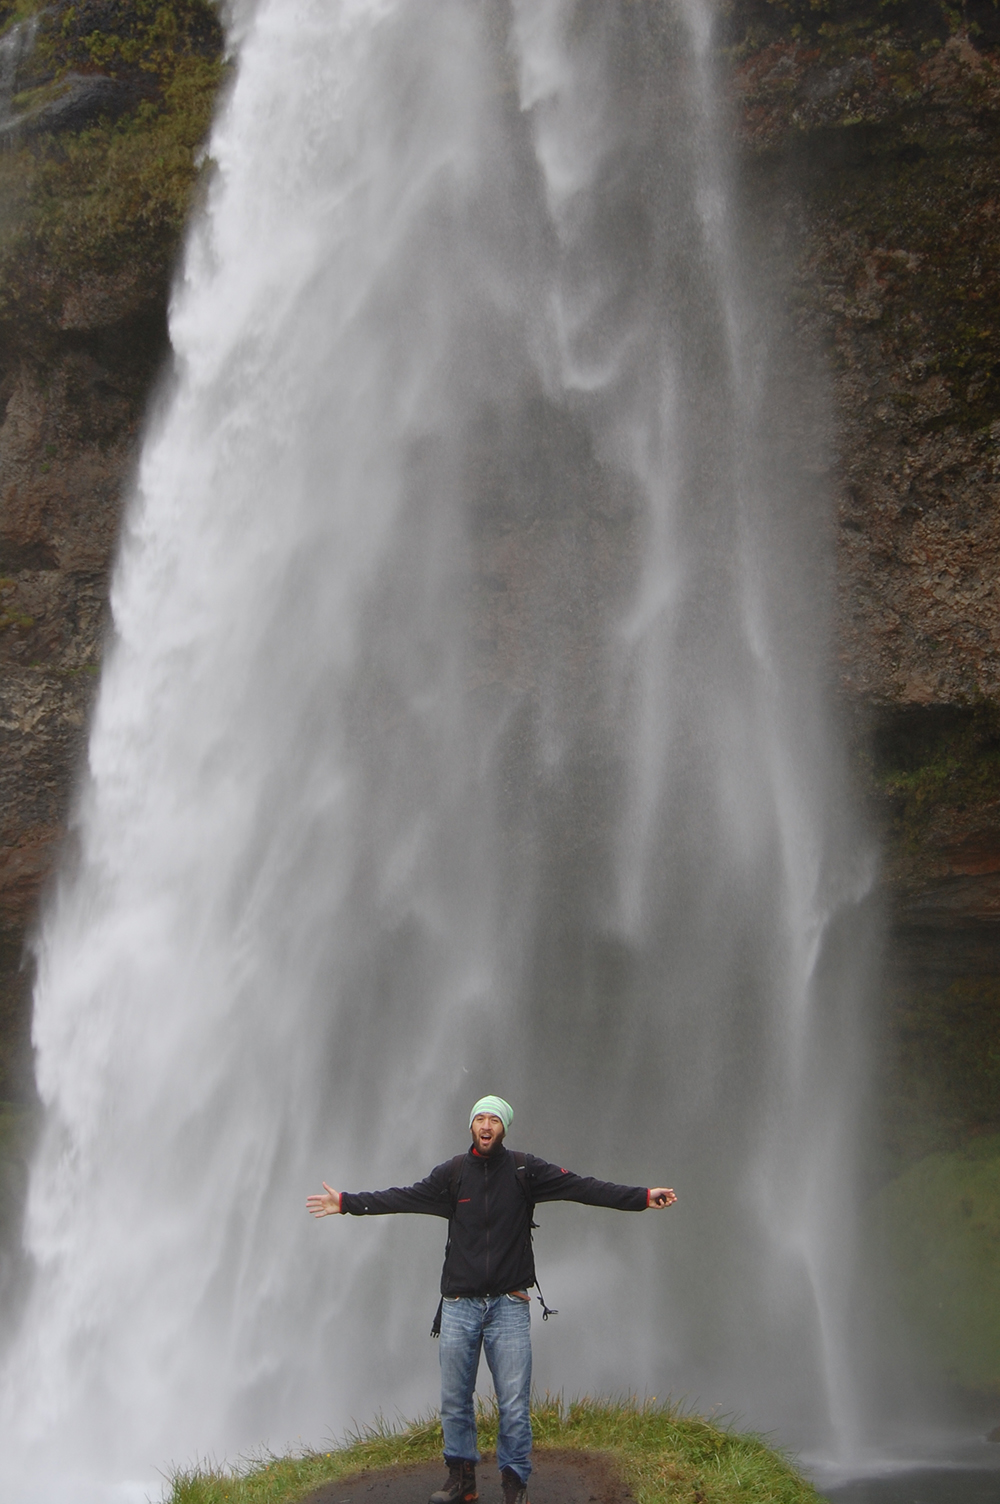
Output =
[
  {"x1": 307, "y1": 1182, "x2": 341, "y2": 1217},
  {"x1": 525, "y1": 1154, "x2": 676, "y2": 1211},
  {"x1": 307, "y1": 1161, "x2": 453, "y2": 1219}
]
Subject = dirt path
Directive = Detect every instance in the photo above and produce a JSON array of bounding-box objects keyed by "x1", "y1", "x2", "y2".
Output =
[{"x1": 303, "y1": 1449, "x2": 636, "y2": 1504}]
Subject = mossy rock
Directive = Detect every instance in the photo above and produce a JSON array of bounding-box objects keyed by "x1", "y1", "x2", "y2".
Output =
[
  {"x1": 866, "y1": 703, "x2": 1000, "y2": 874},
  {"x1": 0, "y1": 0, "x2": 225, "y2": 341},
  {"x1": 723, "y1": 0, "x2": 978, "y2": 52},
  {"x1": 873, "y1": 1135, "x2": 1000, "y2": 1392}
]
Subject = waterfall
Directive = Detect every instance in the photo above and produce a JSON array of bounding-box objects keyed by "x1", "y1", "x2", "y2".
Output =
[
  {"x1": 0, "y1": 2, "x2": 878, "y2": 1498},
  {"x1": 0, "y1": 15, "x2": 39, "y2": 129}
]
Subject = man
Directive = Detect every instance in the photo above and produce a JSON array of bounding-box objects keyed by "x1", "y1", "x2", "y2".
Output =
[{"x1": 307, "y1": 1095, "x2": 676, "y2": 1504}]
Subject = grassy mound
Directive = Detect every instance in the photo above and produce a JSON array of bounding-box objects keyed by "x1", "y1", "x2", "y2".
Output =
[{"x1": 167, "y1": 1396, "x2": 822, "y2": 1504}]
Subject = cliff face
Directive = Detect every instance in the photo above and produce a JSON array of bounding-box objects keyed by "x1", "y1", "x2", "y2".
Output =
[
  {"x1": 0, "y1": 0, "x2": 222, "y2": 1099},
  {"x1": 0, "y1": 348, "x2": 133, "y2": 1094},
  {"x1": 729, "y1": 4, "x2": 1000, "y2": 1185}
]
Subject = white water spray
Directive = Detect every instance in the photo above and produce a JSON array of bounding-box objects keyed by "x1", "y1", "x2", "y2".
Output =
[{"x1": 0, "y1": 2, "x2": 877, "y2": 1497}]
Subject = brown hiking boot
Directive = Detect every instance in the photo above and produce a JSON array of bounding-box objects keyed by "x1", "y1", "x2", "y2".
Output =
[
  {"x1": 501, "y1": 1467, "x2": 528, "y2": 1504},
  {"x1": 429, "y1": 1459, "x2": 478, "y2": 1504}
]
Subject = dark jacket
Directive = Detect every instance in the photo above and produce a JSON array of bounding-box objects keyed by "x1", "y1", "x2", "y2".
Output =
[{"x1": 340, "y1": 1144, "x2": 648, "y2": 1296}]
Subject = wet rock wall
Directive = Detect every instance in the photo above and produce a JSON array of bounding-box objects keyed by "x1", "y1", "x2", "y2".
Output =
[{"x1": 0, "y1": 0, "x2": 222, "y2": 1100}]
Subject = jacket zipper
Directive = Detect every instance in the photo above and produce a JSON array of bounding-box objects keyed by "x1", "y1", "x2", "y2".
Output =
[{"x1": 484, "y1": 1157, "x2": 490, "y2": 1286}]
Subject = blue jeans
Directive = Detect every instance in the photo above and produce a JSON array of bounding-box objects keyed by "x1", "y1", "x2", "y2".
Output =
[{"x1": 439, "y1": 1294, "x2": 532, "y2": 1483}]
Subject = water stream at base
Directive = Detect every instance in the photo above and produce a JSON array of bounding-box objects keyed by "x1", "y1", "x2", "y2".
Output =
[
  {"x1": 0, "y1": 2, "x2": 883, "y2": 1498},
  {"x1": 824, "y1": 1472, "x2": 1000, "y2": 1504}
]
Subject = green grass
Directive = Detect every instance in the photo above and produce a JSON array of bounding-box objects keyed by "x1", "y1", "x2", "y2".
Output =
[{"x1": 167, "y1": 1396, "x2": 822, "y2": 1504}]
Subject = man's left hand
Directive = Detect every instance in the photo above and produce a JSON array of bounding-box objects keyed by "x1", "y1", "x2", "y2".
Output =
[{"x1": 648, "y1": 1188, "x2": 677, "y2": 1208}]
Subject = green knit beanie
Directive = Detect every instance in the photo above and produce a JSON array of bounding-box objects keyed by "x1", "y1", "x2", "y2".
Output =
[{"x1": 469, "y1": 1095, "x2": 513, "y2": 1131}]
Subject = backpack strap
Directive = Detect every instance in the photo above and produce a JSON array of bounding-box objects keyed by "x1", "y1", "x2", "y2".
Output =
[
  {"x1": 512, "y1": 1150, "x2": 536, "y2": 1226},
  {"x1": 512, "y1": 1151, "x2": 558, "y2": 1321}
]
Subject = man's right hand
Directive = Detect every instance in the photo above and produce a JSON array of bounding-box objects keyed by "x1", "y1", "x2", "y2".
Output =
[{"x1": 306, "y1": 1182, "x2": 341, "y2": 1217}]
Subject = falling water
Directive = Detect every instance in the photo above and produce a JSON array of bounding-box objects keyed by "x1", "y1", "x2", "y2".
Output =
[
  {"x1": 0, "y1": 1, "x2": 879, "y2": 1498},
  {"x1": 0, "y1": 16, "x2": 39, "y2": 129}
]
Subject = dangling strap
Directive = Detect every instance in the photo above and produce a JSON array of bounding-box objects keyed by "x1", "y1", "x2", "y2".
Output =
[
  {"x1": 512, "y1": 1152, "x2": 558, "y2": 1321},
  {"x1": 431, "y1": 1297, "x2": 443, "y2": 1338},
  {"x1": 533, "y1": 1281, "x2": 558, "y2": 1321}
]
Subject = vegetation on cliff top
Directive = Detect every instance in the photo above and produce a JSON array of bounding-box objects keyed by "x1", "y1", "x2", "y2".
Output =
[
  {"x1": 0, "y1": 0, "x2": 225, "y2": 338},
  {"x1": 168, "y1": 1397, "x2": 822, "y2": 1504}
]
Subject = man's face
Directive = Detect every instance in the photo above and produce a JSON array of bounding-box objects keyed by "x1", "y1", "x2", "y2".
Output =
[{"x1": 471, "y1": 1113, "x2": 505, "y2": 1155}]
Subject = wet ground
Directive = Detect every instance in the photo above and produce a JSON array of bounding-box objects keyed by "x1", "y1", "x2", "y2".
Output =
[
  {"x1": 301, "y1": 1449, "x2": 1000, "y2": 1504},
  {"x1": 303, "y1": 1451, "x2": 635, "y2": 1504}
]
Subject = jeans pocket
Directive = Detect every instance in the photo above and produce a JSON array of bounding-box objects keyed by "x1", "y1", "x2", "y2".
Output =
[
  {"x1": 506, "y1": 1292, "x2": 530, "y2": 1302},
  {"x1": 444, "y1": 1295, "x2": 461, "y2": 1302}
]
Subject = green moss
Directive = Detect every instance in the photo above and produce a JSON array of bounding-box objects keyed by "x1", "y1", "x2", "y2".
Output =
[
  {"x1": 0, "y1": 2, "x2": 43, "y2": 26},
  {"x1": 0, "y1": 2, "x2": 225, "y2": 338},
  {"x1": 167, "y1": 1397, "x2": 822, "y2": 1504},
  {"x1": 725, "y1": 0, "x2": 958, "y2": 53},
  {"x1": 0, "y1": 577, "x2": 35, "y2": 631},
  {"x1": 872, "y1": 1137, "x2": 1000, "y2": 1391},
  {"x1": 871, "y1": 703, "x2": 1000, "y2": 850},
  {"x1": 50, "y1": 0, "x2": 221, "y2": 79}
]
